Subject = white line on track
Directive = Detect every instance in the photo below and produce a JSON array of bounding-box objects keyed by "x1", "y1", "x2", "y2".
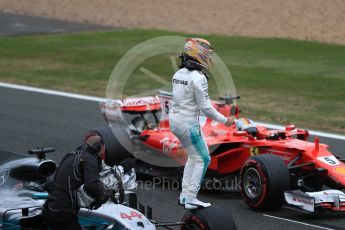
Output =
[
  {"x1": 0, "y1": 82, "x2": 105, "y2": 102},
  {"x1": 263, "y1": 214, "x2": 334, "y2": 230},
  {"x1": 1, "y1": 81, "x2": 345, "y2": 141}
]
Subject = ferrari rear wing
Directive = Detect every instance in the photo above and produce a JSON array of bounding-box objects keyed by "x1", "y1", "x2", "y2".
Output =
[{"x1": 100, "y1": 95, "x2": 161, "y2": 122}]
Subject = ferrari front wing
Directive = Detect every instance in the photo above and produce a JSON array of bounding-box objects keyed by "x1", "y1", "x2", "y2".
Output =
[{"x1": 284, "y1": 190, "x2": 345, "y2": 213}]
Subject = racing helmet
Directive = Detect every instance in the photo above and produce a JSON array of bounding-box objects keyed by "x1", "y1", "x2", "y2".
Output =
[
  {"x1": 236, "y1": 118, "x2": 258, "y2": 137},
  {"x1": 183, "y1": 38, "x2": 214, "y2": 70}
]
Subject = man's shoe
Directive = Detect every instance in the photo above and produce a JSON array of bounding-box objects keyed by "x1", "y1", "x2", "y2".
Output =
[
  {"x1": 185, "y1": 198, "x2": 211, "y2": 209},
  {"x1": 178, "y1": 196, "x2": 186, "y2": 206},
  {"x1": 179, "y1": 197, "x2": 198, "y2": 209},
  {"x1": 185, "y1": 202, "x2": 198, "y2": 210}
]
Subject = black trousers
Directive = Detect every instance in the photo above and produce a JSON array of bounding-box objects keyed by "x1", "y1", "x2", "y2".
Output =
[{"x1": 43, "y1": 209, "x2": 82, "y2": 230}]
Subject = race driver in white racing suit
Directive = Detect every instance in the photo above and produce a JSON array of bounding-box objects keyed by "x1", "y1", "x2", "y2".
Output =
[{"x1": 169, "y1": 38, "x2": 234, "y2": 209}]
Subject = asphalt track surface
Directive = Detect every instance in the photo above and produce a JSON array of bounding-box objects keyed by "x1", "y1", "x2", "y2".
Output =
[
  {"x1": 1, "y1": 12, "x2": 345, "y2": 230},
  {"x1": 1, "y1": 86, "x2": 345, "y2": 230},
  {"x1": 0, "y1": 12, "x2": 114, "y2": 36}
]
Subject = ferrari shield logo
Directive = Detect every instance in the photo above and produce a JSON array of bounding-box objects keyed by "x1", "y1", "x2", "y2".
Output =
[{"x1": 250, "y1": 147, "x2": 259, "y2": 156}]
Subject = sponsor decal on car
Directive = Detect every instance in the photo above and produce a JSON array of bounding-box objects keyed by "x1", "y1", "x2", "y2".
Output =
[
  {"x1": 160, "y1": 137, "x2": 179, "y2": 154},
  {"x1": 250, "y1": 147, "x2": 259, "y2": 156},
  {"x1": 333, "y1": 166, "x2": 345, "y2": 175},
  {"x1": 122, "y1": 97, "x2": 160, "y2": 107},
  {"x1": 104, "y1": 97, "x2": 160, "y2": 108},
  {"x1": 280, "y1": 154, "x2": 291, "y2": 161},
  {"x1": 292, "y1": 196, "x2": 314, "y2": 206},
  {"x1": 264, "y1": 151, "x2": 291, "y2": 161},
  {"x1": 284, "y1": 191, "x2": 315, "y2": 213}
]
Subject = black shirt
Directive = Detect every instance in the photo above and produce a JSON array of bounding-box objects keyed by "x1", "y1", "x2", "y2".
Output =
[{"x1": 46, "y1": 144, "x2": 105, "y2": 214}]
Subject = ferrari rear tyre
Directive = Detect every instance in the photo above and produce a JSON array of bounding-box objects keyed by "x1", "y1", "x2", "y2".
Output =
[
  {"x1": 87, "y1": 126, "x2": 132, "y2": 167},
  {"x1": 181, "y1": 206, "x2": 236, "y2": 230},
  {"x1": 240, "y1": 154, "x2": 291, "y2": 211}
]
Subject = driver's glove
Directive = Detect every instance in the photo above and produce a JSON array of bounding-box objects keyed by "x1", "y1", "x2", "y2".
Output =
[{"x1": 89, "y1": 189, "x2": 116, "y2": 210}]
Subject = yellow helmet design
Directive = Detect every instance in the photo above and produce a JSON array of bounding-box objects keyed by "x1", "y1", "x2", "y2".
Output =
[{"x1": 183, "y1": 38, "x2": 214, "y2": 69}]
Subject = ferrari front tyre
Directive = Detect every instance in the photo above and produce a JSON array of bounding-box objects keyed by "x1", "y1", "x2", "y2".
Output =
[
  {"x1": 181, "y1": 206, "x2": 237, "y2": 230},
  {"x1": 240, "y1": 154, "x2": 291, "y2": 211}
]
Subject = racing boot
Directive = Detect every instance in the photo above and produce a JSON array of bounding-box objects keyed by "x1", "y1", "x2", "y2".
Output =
[
  {"x1": 178, "y1": 196, "x2": 186, "y2": 206},
  {"x1": 185, "y1": 197, "x2": 211, "y2": 209}
]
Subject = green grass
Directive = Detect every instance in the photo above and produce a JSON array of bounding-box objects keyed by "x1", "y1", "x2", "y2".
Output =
[{"x1": 0, "y1": 29, "x2": 344, "y2": 133}]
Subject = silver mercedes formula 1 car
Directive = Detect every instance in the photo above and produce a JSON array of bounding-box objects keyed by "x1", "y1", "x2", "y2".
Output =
[{"x1": 0, "y1": 144, "x2": 236, "y2": 230}]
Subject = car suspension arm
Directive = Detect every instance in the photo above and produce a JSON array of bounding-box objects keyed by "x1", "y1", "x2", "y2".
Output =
[
  {"x1": 151, "y1": 220, "x2": 185, "y2": 229},
  {"x1": 288, "y1": 162, "x2": 315, "y2": 170},
  {"x1": 287, "y1": 153, "x2": 302, "y2": 168}
]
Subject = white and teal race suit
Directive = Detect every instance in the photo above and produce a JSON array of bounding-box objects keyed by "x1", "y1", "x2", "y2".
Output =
[{"x1": 169, "y1": 67, "x2": 227, "y2": 200}]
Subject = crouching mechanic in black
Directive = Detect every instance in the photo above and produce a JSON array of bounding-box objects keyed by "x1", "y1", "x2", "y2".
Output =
[{"x1": 43, "y1": 133, "x2": 114, "y2": 230}]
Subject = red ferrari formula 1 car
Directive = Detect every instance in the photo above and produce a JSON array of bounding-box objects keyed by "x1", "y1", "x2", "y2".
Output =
[{"x1": 97, "y1": 91, "x2": 345, "y2": 213}]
